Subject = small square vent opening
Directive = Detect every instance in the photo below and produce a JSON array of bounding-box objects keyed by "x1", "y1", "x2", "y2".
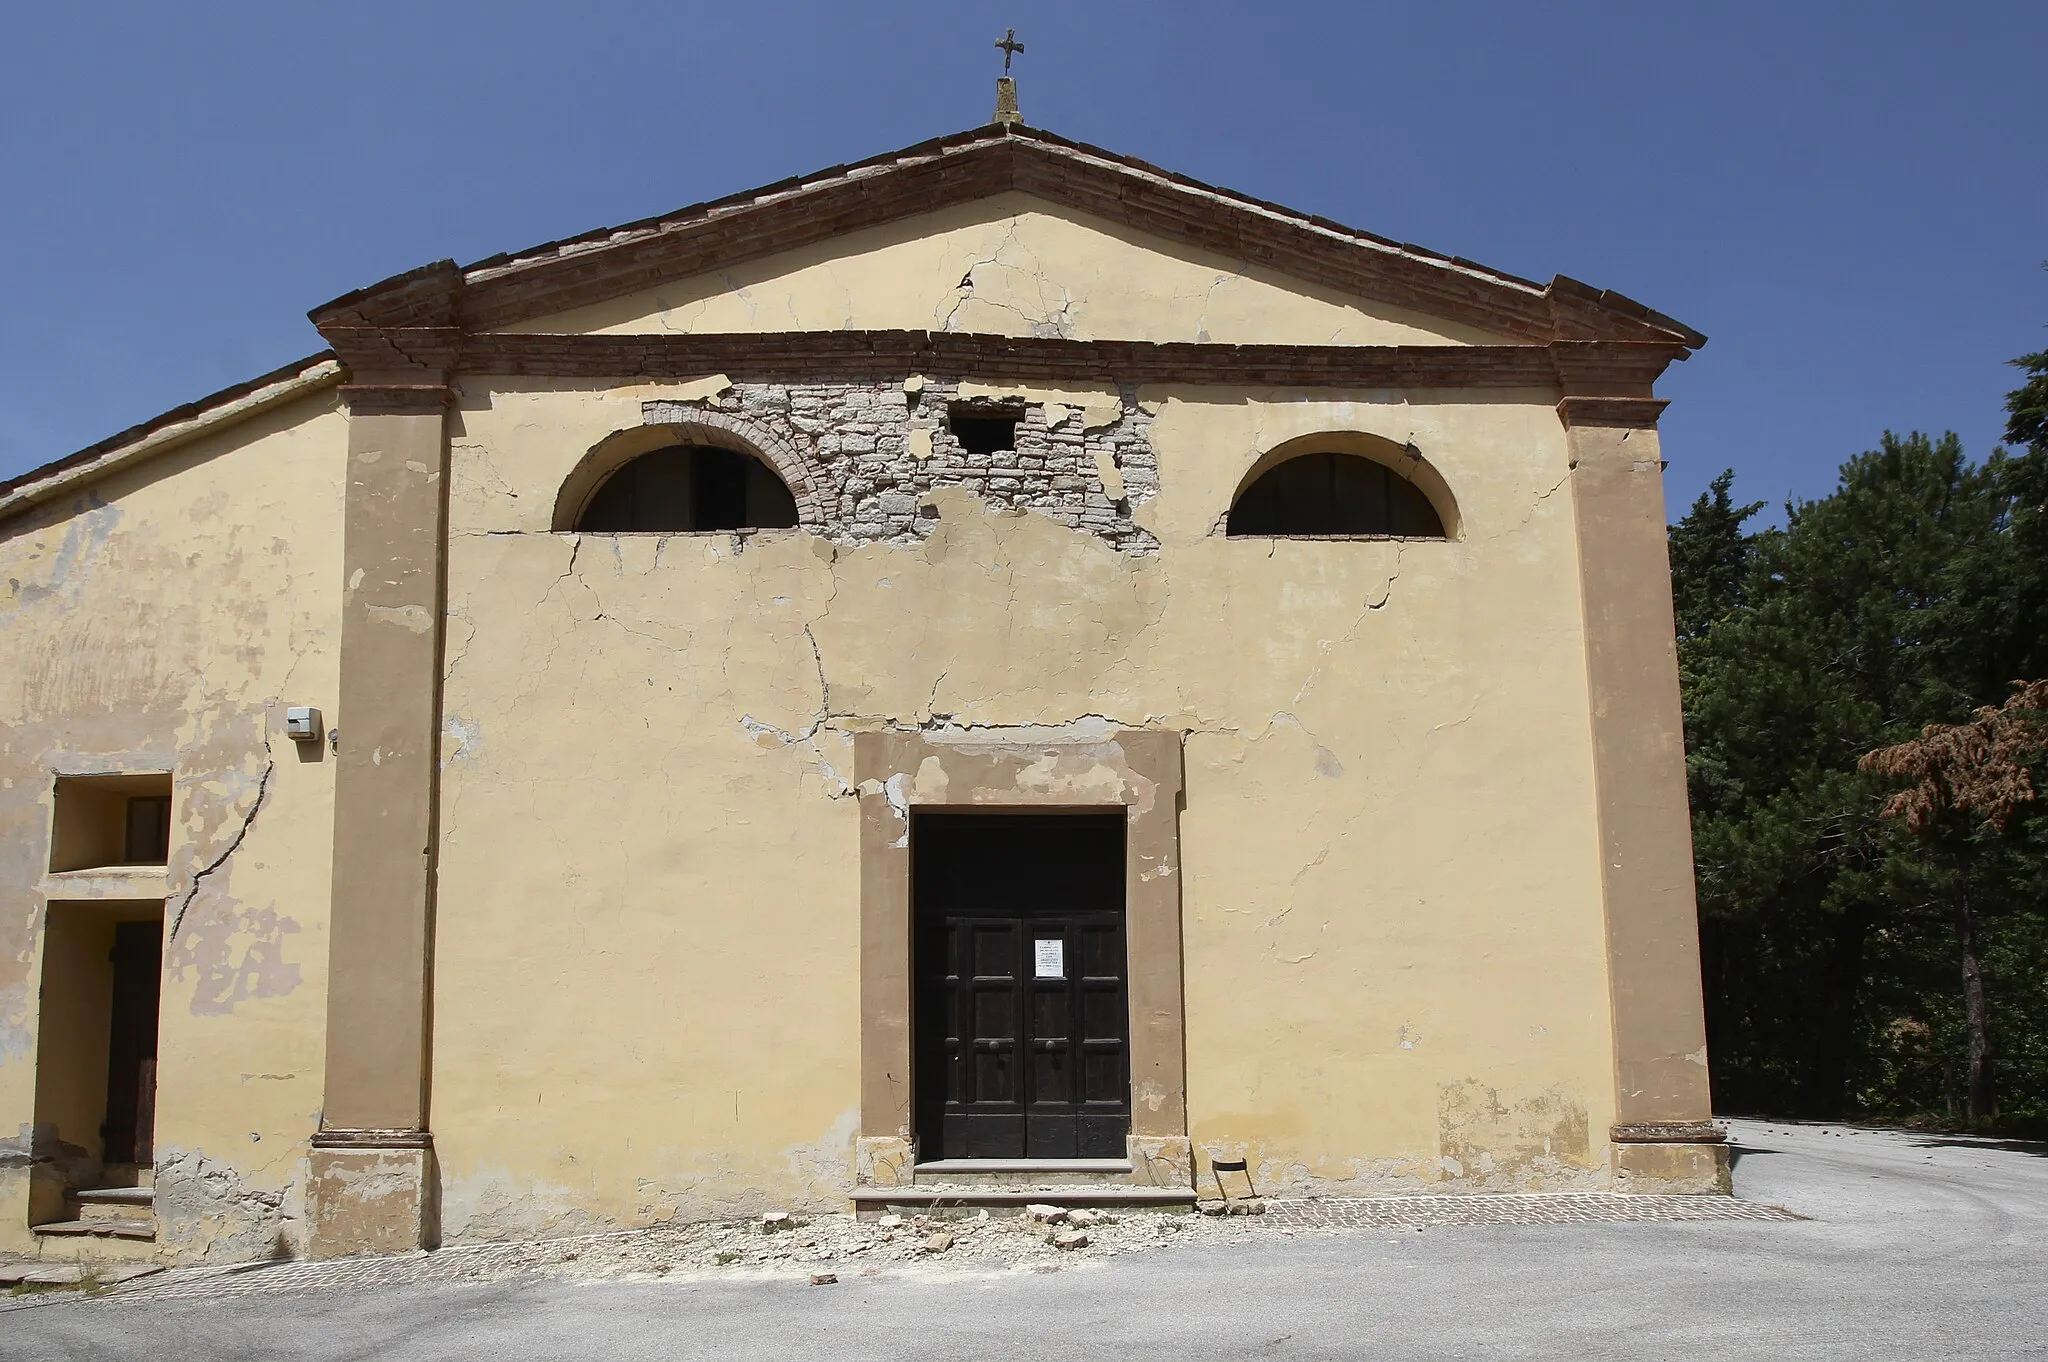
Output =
[
  {"x1": 948, "y1": 403, "x2": 1024, "y2": 455},
  {"x1": 49, "y1": 774, "x2": 174, "y2": 872}
]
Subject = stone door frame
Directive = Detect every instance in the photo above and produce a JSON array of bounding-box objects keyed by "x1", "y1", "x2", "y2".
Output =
[{"x1": 853, "y1": 729, "x2": 1191, "y2": 1189}]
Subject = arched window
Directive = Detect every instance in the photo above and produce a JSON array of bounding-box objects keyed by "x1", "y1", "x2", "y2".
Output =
[
  {"x1": 573, "y1": 443, "x2": 798, "y2": 533},
  {"x1": 1226, "y1": 452, "x2": 1447, "y2": 538}
]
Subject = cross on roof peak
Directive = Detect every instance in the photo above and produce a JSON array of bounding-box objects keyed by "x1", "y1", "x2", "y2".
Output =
[
  {"x1": 992, "y1": 29, "x2": 1025, "y2": 126},
  {"x1": 995, "y1": 28, "x2": 1024, "y2": 75}
]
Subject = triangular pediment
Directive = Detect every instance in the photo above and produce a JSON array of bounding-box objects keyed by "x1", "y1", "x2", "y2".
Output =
[
  {"x1": 494, "y1": 192, "x2": 1511, "y2": 347},
  {"x1": 311, "y1": 125, "x2": 1703, "y2": 351}
]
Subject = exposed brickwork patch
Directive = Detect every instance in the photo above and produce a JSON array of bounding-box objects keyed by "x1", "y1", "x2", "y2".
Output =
[{"x1": 644, "y1": 379, "x2": 1158, "y2": 553}]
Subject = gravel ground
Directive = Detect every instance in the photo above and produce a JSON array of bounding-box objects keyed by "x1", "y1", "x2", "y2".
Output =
[{"x1": 6, "y1": 1122, "x2": 2042, "y2": 1360}]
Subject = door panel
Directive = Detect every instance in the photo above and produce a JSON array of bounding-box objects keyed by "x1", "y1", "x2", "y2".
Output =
[
  {"x1": 102, "y1": 920, "x2": 161, "y2": 1167},
  {"x1": 913, "y1": 813, "x2": 1131, "y2": 1161}
]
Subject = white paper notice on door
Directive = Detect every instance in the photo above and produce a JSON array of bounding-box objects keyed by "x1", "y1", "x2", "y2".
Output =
[{"x1": 1034, "y1": 938, "x2": 1065, "y2": 979}]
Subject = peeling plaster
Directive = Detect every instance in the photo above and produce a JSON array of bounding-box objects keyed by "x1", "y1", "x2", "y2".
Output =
[{"x1": 155, "y1": 1144, "x2": 298, "y2": 1261}]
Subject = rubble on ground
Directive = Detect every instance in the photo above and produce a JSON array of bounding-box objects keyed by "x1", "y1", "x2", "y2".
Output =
[{"x1": 398, "y1": 1204, "x2": 1266, "y2": 1286}]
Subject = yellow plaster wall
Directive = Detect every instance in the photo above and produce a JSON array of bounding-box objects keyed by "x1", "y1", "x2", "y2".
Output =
[
  {"x1": 498, "y1": 193, "x2": 1515, "y2": 347},
  {"x1": 431, "y1": 372, "x2": 1615, "y2": 1238},
  {"x1": 0, "y1": 396, "x2": 346, "y2": 1261}
]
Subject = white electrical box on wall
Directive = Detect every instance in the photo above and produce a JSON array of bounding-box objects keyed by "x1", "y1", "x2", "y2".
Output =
[{"x1": 285, "y1": 707, "x2": 322, "y2": 743}]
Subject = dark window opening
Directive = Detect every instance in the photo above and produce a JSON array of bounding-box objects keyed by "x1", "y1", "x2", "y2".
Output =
[
  {"x1": 1226, "y1": 452, "x2": 1446, "y2": 538},
  {"x1": 948, "y1": 403, "x2": 1023, "y2": 455},
  {"x1": 575, "y1": 443, "x2": 798, "y2": 533},
  {"x1": 123, "y1": 797, "x2": 171, "y2": 865},
  {"x1": 49, "y1": 774, "x2": 173, "y2": 872}
]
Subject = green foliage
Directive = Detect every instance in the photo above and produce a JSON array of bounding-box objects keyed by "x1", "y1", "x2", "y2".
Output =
[{"x1": 1678, "y1": 359, "x2": 2048, "y2": 1129}]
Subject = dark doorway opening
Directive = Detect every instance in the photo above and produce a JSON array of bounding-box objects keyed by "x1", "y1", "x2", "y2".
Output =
[
  {"x1": 912, "y1": 812, "x2": 1130, "y2": 1161},
  {"x1": 30, "y1": 903, "x2": 162, "y2": 1223},
  {"x1": 102, "y1": 920, "x2": 162, "y2": 1168}
]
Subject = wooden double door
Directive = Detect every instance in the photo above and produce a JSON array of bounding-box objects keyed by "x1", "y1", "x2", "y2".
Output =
[{"x1": 913, "y1": 812, "x2": 1131, "y2": 1161}]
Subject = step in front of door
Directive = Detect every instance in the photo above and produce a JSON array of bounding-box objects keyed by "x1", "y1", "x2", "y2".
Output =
[
  {"x1": 77, "y1": 1186, "x2": 155, "y2": 1222},
  {"x1": 35, "y1": 1186, "x2": 158, "y2": 1241},
  {"x1": 852, "y1": 1184, "x2": 1196, "y2": 1217},
  {"x1": 911, "y1": 1158, "x2": 1139, "y2": 1186},
  {"x1": 32, "y1": 1218, "x2": 156, "y2": 1240}
]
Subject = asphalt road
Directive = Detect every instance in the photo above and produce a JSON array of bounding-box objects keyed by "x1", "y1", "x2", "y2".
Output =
[{"x1": 8, "y1": 1121, "x2": 2045, "y2": 1361}]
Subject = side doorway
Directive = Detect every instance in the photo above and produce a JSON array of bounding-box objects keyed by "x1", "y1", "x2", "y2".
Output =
[
  {"x1": 912, "y1": 812, "x2": 1131, "y2": 1161},
  {"x1": 30, "y1": 902, "x2": 162, "y2": 1224}
]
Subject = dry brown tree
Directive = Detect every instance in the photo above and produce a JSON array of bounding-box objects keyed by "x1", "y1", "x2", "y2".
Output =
[
  {"x1": 1859, "y1": 678, "x2": 2048, "y2": 1123},
  {"x1": 1861, "y1": 679, "x2": 2048, "y2": 833}
]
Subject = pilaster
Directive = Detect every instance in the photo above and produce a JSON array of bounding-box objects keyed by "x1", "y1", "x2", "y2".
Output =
[
  {"x1": 309, "y1": 368, "x2": 453, "y2": 1254},
  {"x1": 1561, "y1": 396, "x2": 1730, "y2": 1194}
]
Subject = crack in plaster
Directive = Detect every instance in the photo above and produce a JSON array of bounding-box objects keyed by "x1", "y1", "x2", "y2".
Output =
[
  {"x1": 737, "y1": 624, "x2": 832, "y2": 746},
  {"x1": 1491, "y1": 469, "x2": 1575, "y2": 542},
  {"x1": 1289, "y1": 543, "x2": 1406, "y2": 709},
  {"x1": 168, "y1": 756, "x2": 274, "y2": 943},
  {"x1": 1193, "y1": 272, "x2": 1238, "y2": 343},
  {"x1": 937, "y1": 222, "x2": 1078, "y2": 338}
]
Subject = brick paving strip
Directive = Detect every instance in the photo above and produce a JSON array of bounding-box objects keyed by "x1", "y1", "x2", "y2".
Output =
[
  {"x1": 1260, "y1": 1193, "x2": 1805, "y2": 1229},
  {"x1": 0, "y1": 1194, "x2": 1803, "y2": 1313}
]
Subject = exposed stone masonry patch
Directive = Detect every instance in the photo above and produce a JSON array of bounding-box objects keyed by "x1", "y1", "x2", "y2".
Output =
[{"x1": 644, "y1": 378, "x2": 1159, "y2": 553}]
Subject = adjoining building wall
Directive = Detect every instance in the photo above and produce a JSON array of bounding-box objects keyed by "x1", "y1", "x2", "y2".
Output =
[
  {"x1": 497, "y1": 193, "x2": 1516, "y2": 347},
  {"x1": 0, "y1": 395, "x2": 347, "y2": 1261},
  {"x1": 427, "y1": 370, "x2": 1614, "y2": 1240}
]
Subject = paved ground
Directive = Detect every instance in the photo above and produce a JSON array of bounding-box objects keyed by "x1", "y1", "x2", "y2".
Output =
[{"x1": 6, "y1": 1121, "x2": 2044, "y2": 1361}]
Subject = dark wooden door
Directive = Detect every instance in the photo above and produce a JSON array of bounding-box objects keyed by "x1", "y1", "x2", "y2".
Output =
[
  {"x1": 913, "y1": 813, "x2": 1130, "y2": 1160},
  {"x1": 102, "y1": 920, "x2": 161, "y2": 1166}
]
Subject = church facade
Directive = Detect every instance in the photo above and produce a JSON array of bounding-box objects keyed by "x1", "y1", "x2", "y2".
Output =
[{"x1": 0, "y1": 119, "x2": 1727, "y2": 1265}]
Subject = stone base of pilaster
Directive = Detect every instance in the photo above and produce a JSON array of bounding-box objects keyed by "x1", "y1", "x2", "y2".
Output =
[
  {"x1": 1128, "y1": 1135, "x2": 1194, "y2": 1188},
  {"x1": 307, "y1": 1132, "x2": 437, "y2": 1259},
  {"x1": 1610, "y1": 1122, "x2": 1732, "y2": 1195},
  {"x1": 854, "y1": 1135, "x2": 915, "y2": 1189}
]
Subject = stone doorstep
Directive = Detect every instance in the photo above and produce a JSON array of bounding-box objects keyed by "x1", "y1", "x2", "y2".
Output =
[
  {"x1": 0, "y1": 1261, "x2": 165, "y2": 1287},
  {"x1": 911, "y1": 1158, "x2": 1137, "y2": 1187},
  {"x1": 853, "y1": 1185, "x2": 1196, "y2": 1219},
  {"x1": 77, "y1": 1187, "x2": 155, "y2": 1223},
  {"x1": 32, "y1": 1219, "x2": 156, "y2": 1241}
]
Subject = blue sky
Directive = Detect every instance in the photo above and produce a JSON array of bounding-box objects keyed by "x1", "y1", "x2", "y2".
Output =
[{"x1": 2, "y1": 0, "x2": 2041, "y2": 521}]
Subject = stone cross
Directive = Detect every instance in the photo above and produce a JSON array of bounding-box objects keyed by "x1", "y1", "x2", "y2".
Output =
[{"x1": 995, "y1": 29, "x2": 1024, "y2": 75}]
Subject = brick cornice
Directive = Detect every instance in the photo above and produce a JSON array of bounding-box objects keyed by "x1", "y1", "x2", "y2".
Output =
[
  {"x1": 445, "y1": 330, "x2": 1685, "y2": 393},
  {"x1": 339, "y1": 383, "x2": 456, "y2": 415},
  {"x1": 1556, "y1": 396, "x2": 1671, "y2": 428},
  {"x1": 319, "y1": 325, "x2": 463, "y2": 379},
  {"x1": 309, "y1": 126, "x2": 1706, "y2": 351}
]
